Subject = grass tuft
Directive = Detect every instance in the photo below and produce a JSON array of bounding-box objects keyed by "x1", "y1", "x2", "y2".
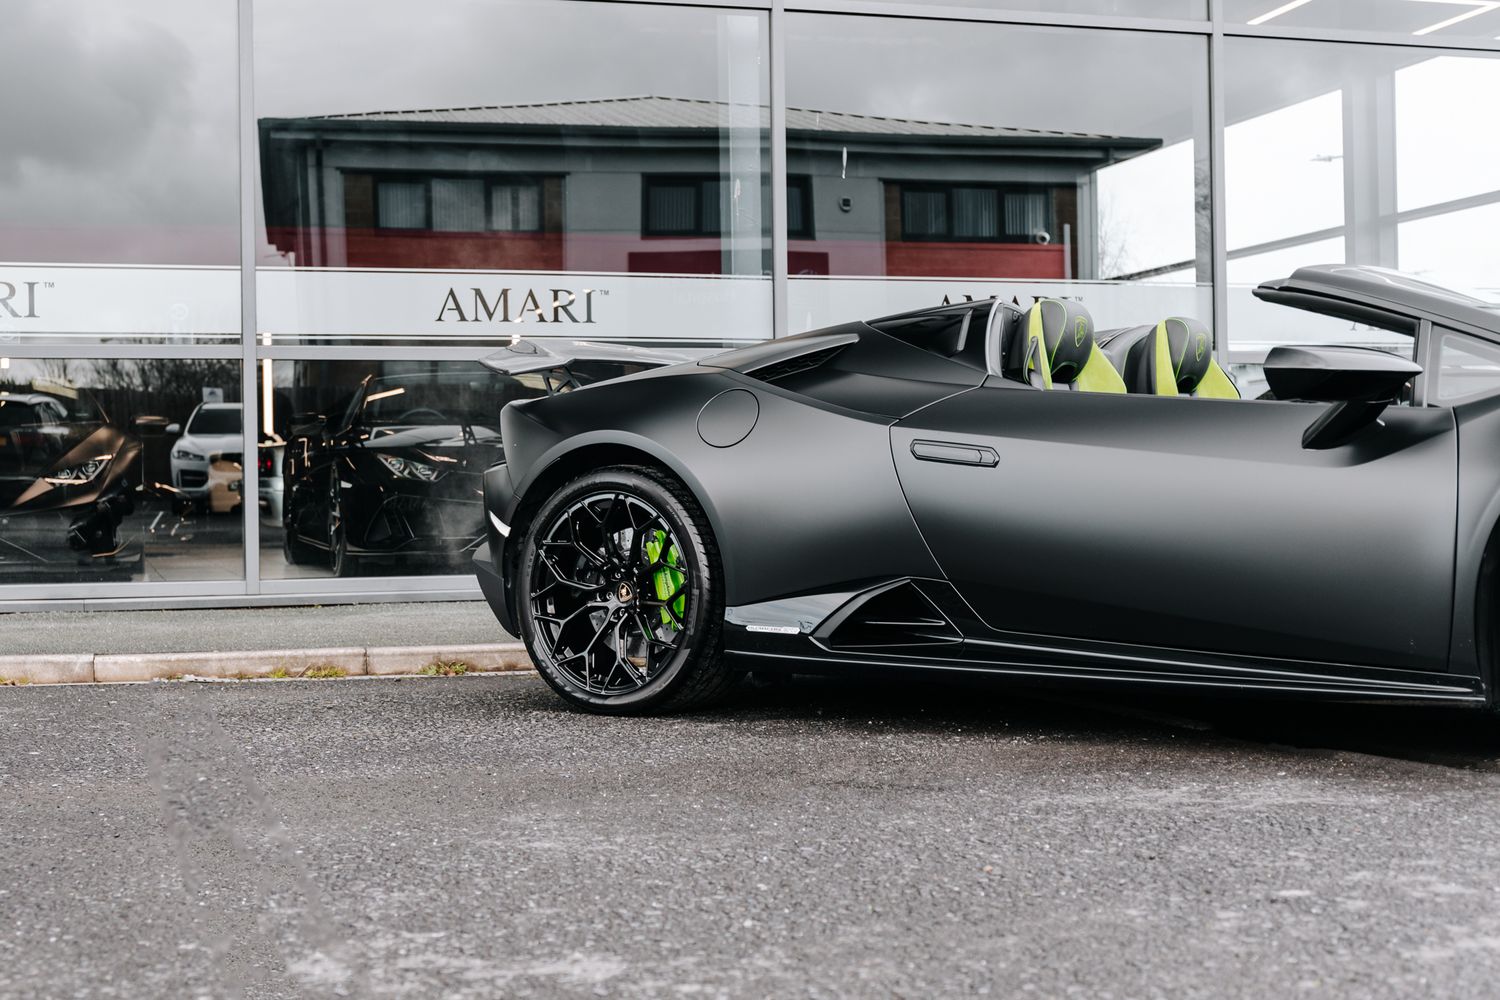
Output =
[
  {"x1": 268, "y1": 667, "x2": 292, "y2": 680},
  {"x1": 419, "y1": 660, "x2": 472, "y2": 677},
  {"x1": 303, "y1": 664, "x2": 349, "y2": 680}
]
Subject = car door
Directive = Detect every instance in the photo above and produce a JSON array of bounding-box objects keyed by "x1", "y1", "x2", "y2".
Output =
[{"x1": 890, "y1": 378, "x2": 1459, "y2": 673}]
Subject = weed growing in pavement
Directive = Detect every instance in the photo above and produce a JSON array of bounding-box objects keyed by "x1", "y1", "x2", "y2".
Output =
[
  {"x1": 269, "y1": 667, "x2": 292, "y2": 679},
  {"x1": 303, "y1": 664, "x2": 349, "y2": 679},
  {"x1": 0, "y1": 677, "x2": 30, "y2": 686},
  {"x1": 419, "y1": 660, "x2": 472, "y2": 676}
]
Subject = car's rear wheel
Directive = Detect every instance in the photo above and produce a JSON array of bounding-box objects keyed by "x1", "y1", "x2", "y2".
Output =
[
  {"x1": 516, "y1": 465, "x2": 735, "y2": 714},
  {"x1": 328, "y1": 496, "x2": 358, "y2": 577}
]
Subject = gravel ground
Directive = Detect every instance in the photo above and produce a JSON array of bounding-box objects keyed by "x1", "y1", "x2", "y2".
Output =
[
  {"x1": 0, "y1": 600, "x2": 510, "y2": 655},
  {"x1": 4, "y1": 672, "x2": 1500, "y2": 999}
]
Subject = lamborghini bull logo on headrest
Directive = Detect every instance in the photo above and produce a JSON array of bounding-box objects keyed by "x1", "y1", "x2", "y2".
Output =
[
  {"x1": 1074, "y1": 317, "x2": 1088, "y2": 348},
  {"x1": 1195, "y1": 332, "x2": 1208, "y2": 363}
]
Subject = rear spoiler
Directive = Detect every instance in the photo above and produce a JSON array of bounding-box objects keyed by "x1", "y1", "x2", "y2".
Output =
[{"x1": 479, "y1": 339, "x2": 701, "y2": 376}]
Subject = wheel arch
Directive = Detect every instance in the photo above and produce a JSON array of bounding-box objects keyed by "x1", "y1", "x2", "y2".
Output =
[{"x1": 504, "y1": 432, "x2": 727, "y2": 613}]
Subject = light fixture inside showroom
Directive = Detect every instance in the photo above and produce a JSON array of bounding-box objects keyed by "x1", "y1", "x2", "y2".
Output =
[{"x1": 1248, "y1": 0, "x2": 1500, "y2": 35}]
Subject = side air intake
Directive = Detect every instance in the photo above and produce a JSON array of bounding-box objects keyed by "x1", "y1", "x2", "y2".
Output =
[{"x1": 818, "y1": 580, "x2": 962, "y2": 650}]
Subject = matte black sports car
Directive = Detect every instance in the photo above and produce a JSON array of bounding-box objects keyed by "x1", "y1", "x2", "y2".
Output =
[
  {"x1": 282, "y1": 342, "x2": 692, "y2": 575},
  {"x1": 476, "y1": 265, "x2": 1500, "y2": 714}
]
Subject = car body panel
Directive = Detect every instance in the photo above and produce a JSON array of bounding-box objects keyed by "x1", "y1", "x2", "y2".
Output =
[
  {"x1": 496, "y1": 366, "x2": 946, "y2": 608},
  {"x1": 170, "y1": 403, "x2": 244, "y2": 498},
  {"x1": 479, "y1": 266, "x2": 1500, "y2": 708},
  {"x1": 892, "y1": 385, "x2": 1458, "y2": 672}
]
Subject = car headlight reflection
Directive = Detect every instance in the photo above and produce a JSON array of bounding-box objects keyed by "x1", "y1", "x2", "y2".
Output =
[
  {"x1": 173, "y1": 448, "x2": 205, "y2": 461},
  {"x1": 44, "y1": 454, "x2": 114, "y2": 486},
  {"x1": 377, "y1": 453, "x2": 446, "y2": 482}
]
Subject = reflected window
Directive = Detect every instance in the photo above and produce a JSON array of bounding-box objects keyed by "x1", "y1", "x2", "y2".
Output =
[
  {"x1": 377, "y1": 181, "x2": 429, "y2": 230},
  {"x1": 490, "y1": 181, "x2": 542, "y2": 233},
  {"x1": 786, "y1": 176, "x2": 815, "y2": 240},
  {"x1": 895, "y1": 185, "x2": 1055, "y2": 244},
  {"x1": 0, "y1": 359, "x2": 243, "y2": 587},
  {"x1": 1437, "y1": 332, "x2": 1500, "y2": 403},
  {"x1": 644, "y1": 177, "x2": 723, "y2": 237}
]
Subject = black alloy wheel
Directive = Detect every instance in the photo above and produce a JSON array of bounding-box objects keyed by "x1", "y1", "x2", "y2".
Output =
[
  {"x1": 516, "y1": 465, "x2": 735, "y2": 713},
  {"x1": 328, "y1": 476, "x2": 355, "y2": 577}
]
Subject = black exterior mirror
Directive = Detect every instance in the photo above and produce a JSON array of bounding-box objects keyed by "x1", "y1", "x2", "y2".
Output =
[{"x1": 1263, "y1": 345, "x2": 1423, "y2": 450}]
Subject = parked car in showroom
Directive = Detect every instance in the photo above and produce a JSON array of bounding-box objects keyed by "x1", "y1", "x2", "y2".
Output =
[
  {"x1": 476, "y1": 265, "x2": 1500, "y2": 715},
  {"x1": 0, "y1": 382, "x2": 141, "y2": 578},
  {"x1": 281, "y1": 342, "x2": 692, "y2": 576},
  {"x1": 168, "y1": 402, "x2": 244, "y2": 512}
]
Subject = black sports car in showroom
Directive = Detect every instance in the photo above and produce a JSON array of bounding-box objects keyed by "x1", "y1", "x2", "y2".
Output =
[
  {"x1": 281, "y1": 342, "x2": 693, "y2": 576},
  {"x1": 0, "y1": 383, "x2": 141, "y2": 576},
  {"x1": 476, "y1": 265, "x2": 1500, "y2": 714}
]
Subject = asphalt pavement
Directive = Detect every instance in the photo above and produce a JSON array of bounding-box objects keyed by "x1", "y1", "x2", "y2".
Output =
[
  {"x1": 6, "y1": 671, "x2": 1500, "y2": 998},
  {"x1": 0, "y1": 600, "x2": 510, "y2": 656}
]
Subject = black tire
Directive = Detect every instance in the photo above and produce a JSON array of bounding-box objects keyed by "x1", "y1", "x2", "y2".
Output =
[
  {"x1": 328, "y1": 499, "x2": 358, "y2": 577},
  {"x1": 281, "y1": 505, "x2": 321, "y2": 566},
  {"x1": 516, "y1": 464, "x2": 737, "y2": 714}
]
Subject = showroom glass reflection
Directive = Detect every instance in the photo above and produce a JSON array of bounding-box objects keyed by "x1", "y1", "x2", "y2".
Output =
[
  {"x1": 254, "y1": 0, "x2": 771, "y2": 331},
  {"x1": 1223, "y1": 38, "x2": 1500, "y2": 360},
  {"x1": 783, "y1": 13, "x2": 1212, "y2": 330},
  {"x1": 2, "y1": 0, "x2": 1500, "y2": 604},
  {"x1": 0, "y1": 360, "x2": 244, "y2": 585}
]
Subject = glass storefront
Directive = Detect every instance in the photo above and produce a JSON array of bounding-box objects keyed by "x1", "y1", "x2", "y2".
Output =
[
  {"x1": 784, "y1": 13, "x2": 1211, "y2": 333},
  {"x1": 0, "y1": 358, "x2": 243, "y2": 585},
  {"x1": 1224, "y1": 39, "x2": 1500, "y2": 357},
  {"x1": 1, "y1": 0, "x2": 1496, "y2": 606},
  {"x1": 253, "y1": 0, "x2": 772, "y2": 347}
]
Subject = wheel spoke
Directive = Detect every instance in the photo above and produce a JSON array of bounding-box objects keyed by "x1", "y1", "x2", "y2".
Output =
[
  {"x1": 565, "y1": 517, "x2": 607, "y2": 569},
  {"x1": 528, "y1": 489, "x2": 695, "y2": 697},
  {"x1": 540, "y1": 551, "x2": 604, "y2": 593}
]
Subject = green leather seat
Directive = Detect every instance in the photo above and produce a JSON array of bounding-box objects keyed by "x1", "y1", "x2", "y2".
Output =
[
  {"x1": 1100, "y1": 317, "x2": 1240, "y2": 399},
  {"x1": 1020, "y1": 298, "x2": 1127, "y2": 394}
]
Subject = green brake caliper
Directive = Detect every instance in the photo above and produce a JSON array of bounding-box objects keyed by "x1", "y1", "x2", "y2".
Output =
[{"x1": 644, "y1": 530, "x2": 684, "y2": 629}]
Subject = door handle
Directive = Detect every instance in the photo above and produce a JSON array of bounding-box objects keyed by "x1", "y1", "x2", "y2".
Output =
[{"x1": 910, "y1": 440, "x2": 1000, "y2": 467}]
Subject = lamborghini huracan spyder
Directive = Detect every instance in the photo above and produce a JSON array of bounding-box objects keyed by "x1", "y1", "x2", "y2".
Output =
[{"x1": 475, "y1": 265, "x2": 1500, "y2": 714}]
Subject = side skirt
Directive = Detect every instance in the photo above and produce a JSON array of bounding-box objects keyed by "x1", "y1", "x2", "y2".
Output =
[{"x1": 726, "y1": 580, "x2": 1486, "y2": 706}]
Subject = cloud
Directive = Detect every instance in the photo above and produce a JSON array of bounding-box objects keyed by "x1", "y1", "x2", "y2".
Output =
[{"x1": 0, "y1": 0, "x2": 239, "y2": 262}]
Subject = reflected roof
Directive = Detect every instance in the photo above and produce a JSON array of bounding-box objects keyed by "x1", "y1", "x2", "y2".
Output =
[{"x1": 309, "y1": 95, "x2": 1154, "y2": 145}]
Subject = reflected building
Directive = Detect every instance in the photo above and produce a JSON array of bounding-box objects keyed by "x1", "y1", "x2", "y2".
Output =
[{"x1": 258, "y1": 98, "x2": 1159, "y2": 282}]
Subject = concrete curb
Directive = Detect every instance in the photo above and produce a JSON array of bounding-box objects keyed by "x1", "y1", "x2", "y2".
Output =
[{"x1": 0, "y1": 643, "x2": 532, "y2": 686}]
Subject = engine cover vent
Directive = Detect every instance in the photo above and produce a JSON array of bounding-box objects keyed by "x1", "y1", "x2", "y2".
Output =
[
  {"x1": 745, "y1": 345, "x2": 845, "y2": 384},
  {"x1": 819, "y1": 580, "x2": 962, "y2": 650}
]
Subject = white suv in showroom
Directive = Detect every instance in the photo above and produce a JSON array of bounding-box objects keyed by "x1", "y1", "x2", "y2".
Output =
[{"x1": 169, "y1": 403, "x2": 243, "y2": 510}]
